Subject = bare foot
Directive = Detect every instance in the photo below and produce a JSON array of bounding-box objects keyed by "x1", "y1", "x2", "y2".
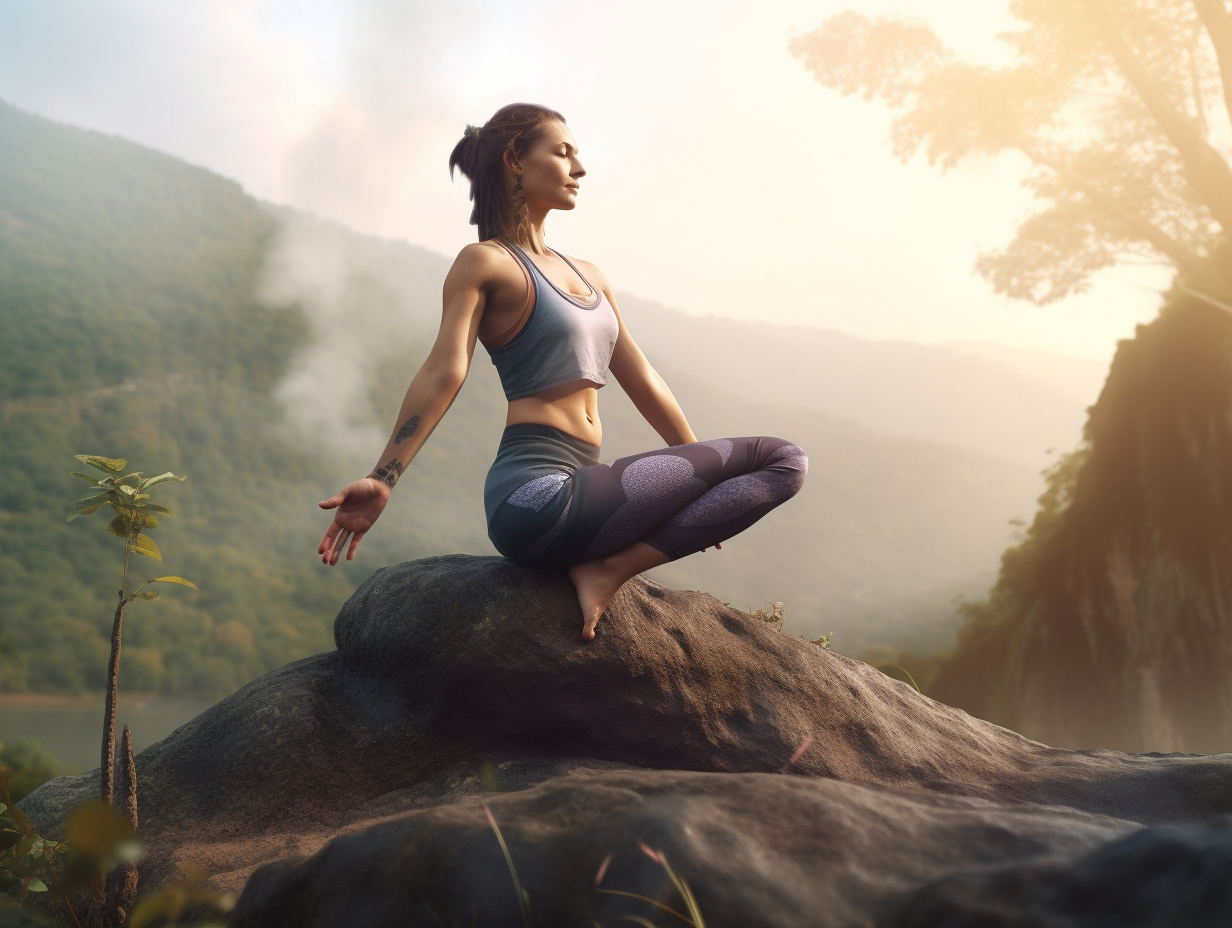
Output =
[{"x1": 568, "y1": 557, "x2": 625, "y2": 641}]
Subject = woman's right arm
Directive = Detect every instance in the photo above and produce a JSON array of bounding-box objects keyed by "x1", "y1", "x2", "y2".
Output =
[{"x1": 317, "y1": 243, "x2": 496, "y2": 565}]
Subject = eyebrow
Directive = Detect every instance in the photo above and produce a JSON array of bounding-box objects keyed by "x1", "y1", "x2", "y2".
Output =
[{"x1": 560, "y1": 142, "x2": 579, "y2": 155}]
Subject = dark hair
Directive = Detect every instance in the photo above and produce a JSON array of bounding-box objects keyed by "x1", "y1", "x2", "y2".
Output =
[{"x1": 448, "y1": 103, "x2": 567, "y2": 243}]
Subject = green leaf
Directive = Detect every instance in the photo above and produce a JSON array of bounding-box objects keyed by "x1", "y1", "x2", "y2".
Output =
[
  {"x1": 150, "y1": 577, "x2": 198, "y2": 590},
  {"x1": 107, "y1": 516, "x2": 129, "y2": 539},
  {"x1": 65, "y1": 495, "x2": 109, "y2": 522},
  {"x1": 142, "y1": 503, "x2": 177, "y2": 517},
  {"x1": 137, "y1": 591, "x2": 160, "y2": 600},
  {"x1": 116, "y1": 473, "x2": 143, "y2": 487},
  {"x1": 26, "y1": 877, "x2": 47, "y2": 892},
  {"x1": 75, "y1": 455, "x2": 127, "y2": 474},
  {"x1": 69, "y1": 471, "x2": 103, "y2": 485},
  {"x1": 127, "y1": 535, "x2": 161, "y2": 561},
  {"x1": 142, "y1": 514, "x2": 160, "y2": 529},
  {"x1": 139, "y1": 472, "x2": 187, "y2": 490},
  {"x1": 118, "y1": 485, "x2": 136, "y2": 496}
]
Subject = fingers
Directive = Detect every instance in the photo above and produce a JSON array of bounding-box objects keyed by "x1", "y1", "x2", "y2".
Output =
[
  {"x1": 319, "y1": 521, "x2": 347, "y2": 564},
  {"x1": 346, "y1": 531, "x2": 364, "y2": 561},
  {"x1": 318, "y1": 524, "x2": 339, "y2": 558},
  {"x1": 319, "y1": 489, "x2": 347, "y2": 510},
  {"x1": 329, "y1": 526, "x2": 352, "y2": 566}
]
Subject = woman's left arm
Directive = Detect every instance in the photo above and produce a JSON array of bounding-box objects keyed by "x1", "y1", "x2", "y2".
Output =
[{"x1": 589, "y1": 264, "x2": 697, "y2": 446}]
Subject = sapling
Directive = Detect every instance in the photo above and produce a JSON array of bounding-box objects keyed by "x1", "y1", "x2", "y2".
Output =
[{"x1": 64, "y1": 454, "x2": 197, "y2": 926}]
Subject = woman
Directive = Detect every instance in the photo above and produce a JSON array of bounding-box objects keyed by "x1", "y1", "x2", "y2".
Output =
[{"x1": 317, "y1": 103, "x2": 808, "y2": 641}]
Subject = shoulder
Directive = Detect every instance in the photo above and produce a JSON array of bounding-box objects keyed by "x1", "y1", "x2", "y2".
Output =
[{"x1": 445, "y1": 240, "x2": 517, "y2": 288}]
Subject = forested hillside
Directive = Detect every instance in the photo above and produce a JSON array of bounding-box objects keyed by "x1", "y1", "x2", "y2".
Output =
[{"x1": 0, "y1": 98, "x2": 1045, "y2": 696}]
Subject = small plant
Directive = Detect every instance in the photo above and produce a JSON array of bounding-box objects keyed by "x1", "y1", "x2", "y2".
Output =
[
  {"x1": 0, "y1": 765, "x2": 140, "y2": 927},
  {"x1": 738, "y1": 600, "x2": 833, "y2": 650},
  {"x1": 594, "y1": 842, "x2": 706, "y2": 928},
  {"x1": 0, "y1": 765, "x2": 75, "y2": 920},
  {"x1": 744, "y1": 601, "x2": 786, "y2": 631},
  {"x1": 64, "y1": 454, "x2": 198, "y2": 927}
]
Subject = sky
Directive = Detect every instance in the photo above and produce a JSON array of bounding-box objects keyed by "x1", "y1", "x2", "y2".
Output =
[{"x1": 0, "y1": 0, "x2": 1173, "y2": 363}]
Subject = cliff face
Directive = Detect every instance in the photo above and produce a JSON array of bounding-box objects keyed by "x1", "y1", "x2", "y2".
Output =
[{"x1": 933, "y1": 294, "x2": 1232, "y2": 752}]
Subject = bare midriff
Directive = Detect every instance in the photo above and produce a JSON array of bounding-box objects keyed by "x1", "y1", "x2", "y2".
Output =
[{"x1": 506, "y1": 379, "x2": 603, "y2": 447}]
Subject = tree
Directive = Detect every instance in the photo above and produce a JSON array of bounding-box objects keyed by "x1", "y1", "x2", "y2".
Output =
[
  {"x1": 789, "y1": 0, "x2": 1231, "y2": 308},
  {"x1": 791, "y1": 1, "x2": 1232, "y2": 752}
]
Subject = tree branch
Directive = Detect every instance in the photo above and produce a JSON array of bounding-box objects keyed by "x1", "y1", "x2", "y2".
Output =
[
  {"x1": 1022, "y1": 146, "x2": 1211, "y2": 282},
  {"x1": 1082, "y1": 0, "x2": 1232, "y2": 232},
  {"x1": 1192, "y1": 0, "x2": 1232, "y2": 132}
]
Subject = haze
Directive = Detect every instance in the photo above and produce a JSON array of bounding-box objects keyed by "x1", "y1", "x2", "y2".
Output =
[{"x1": 0, "y1": 0, "x2": 1169, "y2": 366}]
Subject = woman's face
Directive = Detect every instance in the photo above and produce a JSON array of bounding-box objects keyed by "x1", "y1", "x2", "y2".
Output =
[{"x1": 509, "y1": 118, "x2": 585, "y2": 213}]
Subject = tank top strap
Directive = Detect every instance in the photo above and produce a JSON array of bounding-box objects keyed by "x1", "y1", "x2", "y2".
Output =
[
  {"x1": 548, "y1": 247, "x2": 598, "y2": 295},
  {"x1": 479, "y1": 239, "x2": 536, "y2": 350}
]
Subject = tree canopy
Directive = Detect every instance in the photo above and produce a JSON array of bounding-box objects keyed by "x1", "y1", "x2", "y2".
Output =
[{"x1": 790, "y1": 0, "x2": 1232, "y2": 308}]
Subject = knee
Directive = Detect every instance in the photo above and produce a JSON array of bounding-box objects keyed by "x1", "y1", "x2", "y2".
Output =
[{"x1": 771, "y1": 441, "x2": 808, "y2": 496}]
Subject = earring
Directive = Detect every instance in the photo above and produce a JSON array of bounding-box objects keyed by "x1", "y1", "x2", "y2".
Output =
[{"x1": 512, "y1": 177, "x2": 523, "y2": 193}]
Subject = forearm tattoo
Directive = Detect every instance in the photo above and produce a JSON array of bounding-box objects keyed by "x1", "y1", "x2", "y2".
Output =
[
  {"x1": 394, "y1": 414, "x2": 421, "y2": 445},
  {"x1": 368, "y1": 457, "x2": 405, "y2": 489}
]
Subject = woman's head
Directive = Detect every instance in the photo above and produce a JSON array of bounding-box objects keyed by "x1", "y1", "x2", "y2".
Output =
[{"x1": 448, "y1": 103, "x2": 584, "y2": 243}]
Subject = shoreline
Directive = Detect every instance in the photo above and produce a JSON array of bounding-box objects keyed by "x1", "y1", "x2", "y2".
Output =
[{"x1": 0, "y1": 692, "x2": 211, "y2": 709}]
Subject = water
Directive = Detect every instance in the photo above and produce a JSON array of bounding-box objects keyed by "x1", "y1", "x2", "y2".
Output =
[{"x1": 0, "y1": 694, "x2": 217, "y2": 773}]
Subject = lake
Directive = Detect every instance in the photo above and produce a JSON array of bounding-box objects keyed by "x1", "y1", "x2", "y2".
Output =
[{"x1": 0, "y1": 693, "x2": 217, "y2": 772}]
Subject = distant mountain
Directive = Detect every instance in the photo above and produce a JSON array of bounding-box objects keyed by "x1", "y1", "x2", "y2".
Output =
[
  {"x1": 941, "y1": 340, "x2": 1109, "y2": 406},
  {"x1": 613, "y1": 307, "x2": 1093, "y2": 473},
  {"x1": 0, "y1": 97, "x2": 1048, "y2": 695}
]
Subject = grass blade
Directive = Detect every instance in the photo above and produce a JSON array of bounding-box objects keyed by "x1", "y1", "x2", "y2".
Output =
[
  {"x1": 484, "y1": 805, "x2": 532, "y2": 928},
  {"x1": 596, "y1": 888, "x2": 694, "y2": 926}
]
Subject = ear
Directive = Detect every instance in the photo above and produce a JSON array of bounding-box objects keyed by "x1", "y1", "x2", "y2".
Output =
[{"x1": 502, "y1": 147, "x2": 522, "y2": 177}]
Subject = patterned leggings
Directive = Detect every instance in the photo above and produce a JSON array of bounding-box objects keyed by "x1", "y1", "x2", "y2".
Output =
[{"x1": 484, "y1": 423, "x2": 808, "y2": 569}]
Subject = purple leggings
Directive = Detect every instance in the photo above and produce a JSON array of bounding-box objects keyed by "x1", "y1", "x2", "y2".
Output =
[{"x1": 484, "y1": 423, "x2": 808, "y2": 569}]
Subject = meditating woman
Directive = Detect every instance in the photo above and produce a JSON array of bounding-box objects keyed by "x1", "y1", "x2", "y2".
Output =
[{"x1": 316, "y1": 103, "x2": 808, "y2": 641}]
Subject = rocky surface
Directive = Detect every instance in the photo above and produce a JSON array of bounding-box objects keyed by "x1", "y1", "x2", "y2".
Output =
[{"x1": 19, "y1": 554, "x2": 1232, "y2": 925}]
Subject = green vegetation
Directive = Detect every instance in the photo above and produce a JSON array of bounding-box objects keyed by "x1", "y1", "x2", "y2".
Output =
[
  {"x1": 1, "y1": 764, "x2": 141, "y2": 925},
  {"x1": 745, "y1": 601, "x2": 832, "y2": 650},
  {"x1": 63, "y1": 454, "x2": 195, "y2": 806},
  {"x1": 0, "y1": 99, "x2": 358, "y2": 697},
  {"x1": 0, "y1": 744, "x2": 58, "y2": 806}
]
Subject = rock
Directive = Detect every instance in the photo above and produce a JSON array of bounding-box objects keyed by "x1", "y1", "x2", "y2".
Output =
[
  {"x1": 18, "y1": 555, "x2": 1232, "y2": 924},
  {"x1": 892, "y1": 814, "x2": 1232, "y2": 928},
  {"x1": 231, "y1": 767, "x2": 1140, "y2": 928}
]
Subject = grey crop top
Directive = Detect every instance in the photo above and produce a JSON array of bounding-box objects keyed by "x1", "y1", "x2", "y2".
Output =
[{"x1": 480, "y1": 238, "x2": 620, "y2": 401}]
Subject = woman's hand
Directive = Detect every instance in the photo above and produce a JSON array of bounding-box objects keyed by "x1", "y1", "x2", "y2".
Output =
[
  {"x1": 317, "y1": 478, "x2": 391, "y2": 565},
  {"x1": 702, "y1": 542, "x2": 722, "y2": 552}
]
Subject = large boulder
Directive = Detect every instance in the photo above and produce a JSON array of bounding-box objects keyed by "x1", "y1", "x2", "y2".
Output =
[{"x1": 19, "y1": 555, "x2": 1232, "y2": 925}]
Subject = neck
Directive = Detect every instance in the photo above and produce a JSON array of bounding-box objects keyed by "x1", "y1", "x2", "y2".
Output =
[{"x1": 505, "y1": 212, "x2": 551, "y2": 255}]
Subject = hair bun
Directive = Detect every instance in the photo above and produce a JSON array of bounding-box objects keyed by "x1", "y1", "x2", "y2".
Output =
[{"x1": 464, "y1": 124, "x2": 483, "y2": 140}]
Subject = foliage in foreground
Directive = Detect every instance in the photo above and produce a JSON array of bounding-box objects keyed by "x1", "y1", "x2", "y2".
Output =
[{"x1": 0, "y1": 746, "x2": 59, "y2": 808}]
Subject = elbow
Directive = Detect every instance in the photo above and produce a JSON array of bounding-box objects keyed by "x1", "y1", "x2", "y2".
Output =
[{"x1": 425, "y1": 361, "x2": 468, "y2": 392}]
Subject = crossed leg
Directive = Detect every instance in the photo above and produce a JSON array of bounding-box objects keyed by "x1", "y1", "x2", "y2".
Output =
[{"x1": 558, "y1": 437, "x2": 809, "y2": 639}]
